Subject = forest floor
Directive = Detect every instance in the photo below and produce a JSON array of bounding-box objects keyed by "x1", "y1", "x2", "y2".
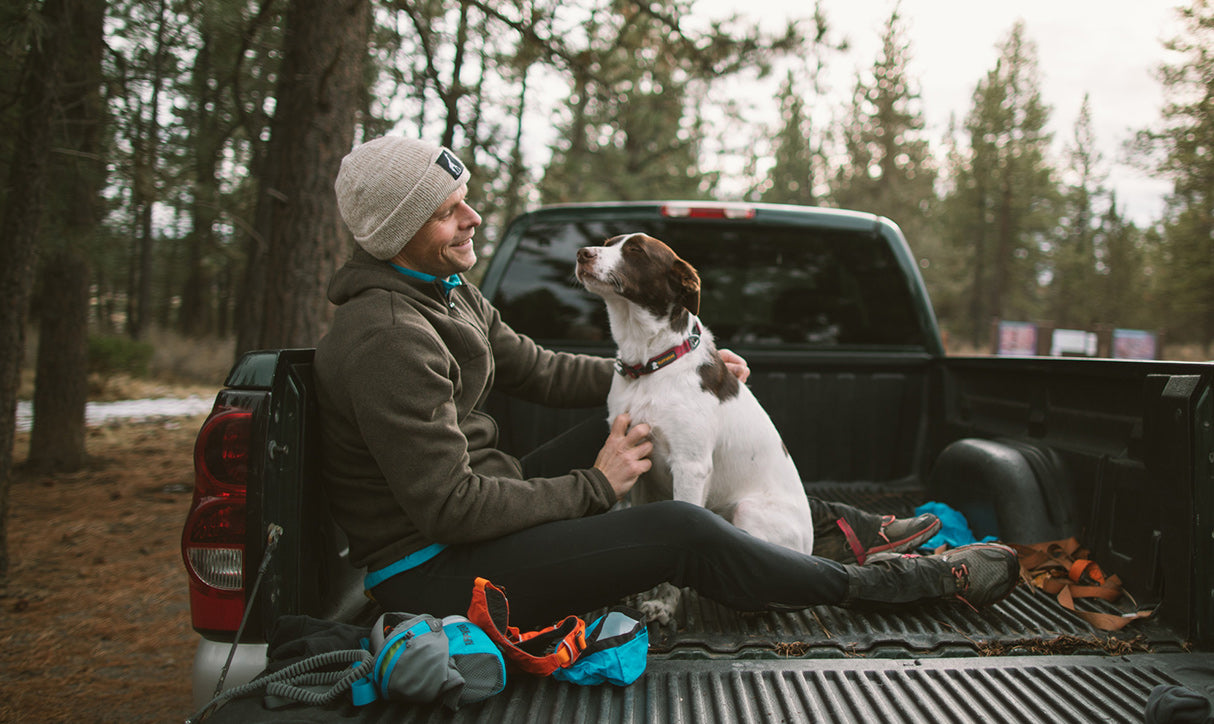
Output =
[{"x1": 0, "y1": 374, "x2": 220, "y2": 723}]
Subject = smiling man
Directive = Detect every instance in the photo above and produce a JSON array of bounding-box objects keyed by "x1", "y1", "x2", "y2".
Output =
[
  {"x1": 315, "y1": 136, "x2": 653, "y2": 623},
  {"x1": 312, "y1": 135, "x2": 1009, "y2": 631}
]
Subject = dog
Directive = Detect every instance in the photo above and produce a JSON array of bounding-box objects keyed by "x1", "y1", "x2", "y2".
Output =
[{"x1": 576, "y1": 233, "x2": 815, "y2": 623}]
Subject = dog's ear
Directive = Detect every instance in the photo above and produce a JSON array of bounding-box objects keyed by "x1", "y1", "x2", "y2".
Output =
[{"x1": 672, "y1": 258, "x2": 701, "y2": 316}]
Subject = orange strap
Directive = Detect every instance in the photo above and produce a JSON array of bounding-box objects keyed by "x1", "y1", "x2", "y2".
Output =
[
  {"x1": 1010, "y1": 539, "x2": 1152, "y2": 632},
  {"x1": 467, "y1": 577, "x2": 587, "y2": 676},
  {"x1": 1068, "y1": 558, "x2": 1105, "y2": 585}
]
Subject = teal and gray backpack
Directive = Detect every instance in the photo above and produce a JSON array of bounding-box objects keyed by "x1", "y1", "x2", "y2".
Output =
[{"x1": 187, "y1": 612, "x2": 505, "y2": 722}]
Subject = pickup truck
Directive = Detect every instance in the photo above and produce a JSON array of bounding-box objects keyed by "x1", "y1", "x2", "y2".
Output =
[{"x1": 182, "y1": 201, "x2": 1214, "y2": 722}]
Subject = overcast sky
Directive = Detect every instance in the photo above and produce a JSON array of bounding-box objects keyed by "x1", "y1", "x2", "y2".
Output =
[{"x1": 693, "y1": 0, "x2": 1185, "y2": 225}]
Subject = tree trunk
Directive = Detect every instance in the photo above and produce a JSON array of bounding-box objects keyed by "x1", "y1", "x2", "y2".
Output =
[
  {"x1": 237, "y1": 0, "x2": 370, "y2": 354},
  {"x1": 0, "y1": 0, "x2": 87, "y2": 582},
  {"x1": 133, "y1": 176, "x2": 156, "y2": 339},
  {"x1": 441, "y1": 0, "x2": 471, "y2": 148},
  {"x1": 180, "y1": 164, "x2": 219, "y2": 336},
  {"x1": 129, "y1": 0, "x2": 169, "y2": 341},
  {"x1": 180, "y1": 36, "x2": 222, "y2": 338},
  {"x1": 968, "y1": 181, "x2": 988, "y2": 347},
  {"x1": 27, "y1": 0, "x2": 106, "y2": 474},
  {"x1": 29, "y1": 250, "x2": 91, "y2": 472},
  {"x1": 500, "y1": 64, "x2": 530, "y2": 227}
]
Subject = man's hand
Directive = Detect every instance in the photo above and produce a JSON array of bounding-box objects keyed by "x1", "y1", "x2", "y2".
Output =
[
  {"x1": 594, "y1": 413, "x2": 653, "y2": 501},
  {"x1": 719, "y1": 348, "x2": 750, "y2": 383}
]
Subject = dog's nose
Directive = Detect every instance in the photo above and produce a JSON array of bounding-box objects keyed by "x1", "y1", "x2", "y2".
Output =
[{"x1": 576, "y1": 248, "x2": 595, "y2": 263}]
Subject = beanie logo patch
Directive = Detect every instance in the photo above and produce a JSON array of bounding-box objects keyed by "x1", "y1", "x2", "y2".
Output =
[{"x1": 436, "y1": 149, "x2": 464, "y2": 180}]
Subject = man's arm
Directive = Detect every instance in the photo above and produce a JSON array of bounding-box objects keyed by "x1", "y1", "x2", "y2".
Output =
[
  {"x1": 480, "y1": 295, "x2": 613, "y2": 407},
  {"x1": 345, "y1": 329, "x2": 616, "y2": 545}
]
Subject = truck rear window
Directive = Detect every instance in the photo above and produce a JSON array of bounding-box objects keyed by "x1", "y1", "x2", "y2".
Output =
[{"x1": 490, "y1": 219, "x2": 926, "y2": 349}]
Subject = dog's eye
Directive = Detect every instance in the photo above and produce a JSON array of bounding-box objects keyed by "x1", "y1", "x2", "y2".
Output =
[{"x1": 623, "y1": 242, "x2": 643, "y2": 255}]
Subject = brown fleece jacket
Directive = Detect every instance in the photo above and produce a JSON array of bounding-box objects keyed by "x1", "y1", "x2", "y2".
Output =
[{"x1": 314, "y1": 249, "x2": 615, "y2": 572}]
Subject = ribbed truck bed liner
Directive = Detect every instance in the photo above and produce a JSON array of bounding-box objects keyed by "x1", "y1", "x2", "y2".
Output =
[
  {"x1": 209, "y1": 653, "x2": 1214, "y2": 723},
  {"x1": 491, "y1": 654, "x2": 1214, "y2": 723},
  {"x1": 460, "y1": 654, "x2": 1214, "y2": 723}
]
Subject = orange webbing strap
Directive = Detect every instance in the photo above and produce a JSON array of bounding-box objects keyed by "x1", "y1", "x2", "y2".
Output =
[
  {"x1": 1009, "y1": 538, "x2": 1152, "y2": 632},
  {"x1": 467, "y1": 577, "x2": 587, "y2": 676}
]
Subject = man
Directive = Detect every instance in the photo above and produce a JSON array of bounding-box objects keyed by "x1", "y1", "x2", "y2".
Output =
[{"x1": 314, "y1": 135, "x2": 1019, "y2": 629}]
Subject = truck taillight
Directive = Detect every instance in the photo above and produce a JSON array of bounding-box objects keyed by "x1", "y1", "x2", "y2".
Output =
[
  {"x1": 195, "y1": 409, "x2": 252, "y2": 493},
  {"x1": 660, "y1": 203, "x2": 756, "y2": 219},
  {"x1": 183, "y1": 404, "x2": 252, "y2": 634}
]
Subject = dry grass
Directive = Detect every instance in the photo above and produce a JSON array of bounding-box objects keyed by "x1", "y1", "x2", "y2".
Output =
[
  {"x1": 4, "y1": 331, "x2": 228, "y2": 722},
  {"x1": 18, "y1": 326, "x2": 235, "y2": 401},
  {"x1": 143, "y1": 328, "x2": 236, "y2": 386},
  {"x1": 976, "y1": 634, "x2": 1152, "y2": 657},
  {"x1": 2, "y1": 393, "x2": 216, "y2": 722}
]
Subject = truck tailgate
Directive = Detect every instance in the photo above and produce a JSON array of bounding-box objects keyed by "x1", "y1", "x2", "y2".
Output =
[{"x1": 204, "y1": 651, "x2": 1214, "y2": 723}]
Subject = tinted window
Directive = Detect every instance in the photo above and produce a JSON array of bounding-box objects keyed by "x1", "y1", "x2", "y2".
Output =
[{"x1": 491, "y1": 219, "x2": 925, "y2": 349}]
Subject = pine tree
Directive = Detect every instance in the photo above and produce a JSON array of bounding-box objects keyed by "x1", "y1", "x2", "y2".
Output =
[
  {"x1": 830, "y1": 6, "x2": 936, "y2": 232},
  {"x1": 236, "y1": 0, "x2": 371, "y2": 352},
  {"x1": 760, "y1": 71, "x2": 817, "y2": 205},
  {"x1": 0, "y1": 0, "x2": 96, "y2": 582},
  {"x1": 540, "y1": 0, "x2": 805, "y2": 204},
  {"x1": 1049, "y1": 95, "x2": 1103, "y2": 329},
  {"x1": 27, "y1": 0, "x2": 107, "y2": 473},
  {"x1": 1094, "y1": 195, "x2": 1151, "y2": 330},
  {"x1": 176, "y1": 0, "x2": 284, "y2": 338},
  {"x1": 938, "y1": 21, "x2": 1058, "y2": 346},
  {"x1": 1133, "y1": 0, "x2": 1214, "y2": 352},
  {"x1": 540, "y1": 2, "x2": 708, "y2": 202}
]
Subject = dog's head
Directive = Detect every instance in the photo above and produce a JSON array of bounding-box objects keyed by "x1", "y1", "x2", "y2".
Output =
[{"x1": 575, "y1": 234, "x2": 701, "y2": 323}]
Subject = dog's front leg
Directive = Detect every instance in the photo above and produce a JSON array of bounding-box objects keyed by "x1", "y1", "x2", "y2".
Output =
[{"x1": 669, "y1": 455, "x2": 713, "y2": 508}]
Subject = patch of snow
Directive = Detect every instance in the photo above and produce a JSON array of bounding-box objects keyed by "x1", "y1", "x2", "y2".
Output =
[{"x1": 16, "y1": 396, "x2": 214, "y2": 433}]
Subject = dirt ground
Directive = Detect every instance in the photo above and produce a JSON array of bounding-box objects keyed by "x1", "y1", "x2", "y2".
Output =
[{"x1": 0, "y1": 377, "x2": 219, "y2": 723}]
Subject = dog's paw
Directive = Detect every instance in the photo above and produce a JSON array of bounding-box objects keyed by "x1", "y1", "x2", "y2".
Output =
[
  {"x1": 638, "y1": 598, "x2": 677, "y2": 626},
  {"x1": 637, "y1": 582, "x2": 681, "y2": 625}
]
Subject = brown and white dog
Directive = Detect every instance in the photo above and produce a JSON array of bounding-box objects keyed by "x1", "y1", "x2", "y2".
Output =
[{"x1": 576, "y1": 233, "x2": 815, "y2": 622}]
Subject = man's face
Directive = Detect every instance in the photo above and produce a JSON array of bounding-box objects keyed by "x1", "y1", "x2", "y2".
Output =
[{"x1": 392, "y1": 185, "x2": 482, "y2": 277}]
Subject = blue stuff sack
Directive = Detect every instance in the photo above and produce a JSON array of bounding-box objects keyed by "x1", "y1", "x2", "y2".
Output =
[
  {"x1": 552, "y1": 607, "x2": 648, "y2": 686},
  {"x1": 914, "y1": 501, "x2": 998, "y2": 550}
]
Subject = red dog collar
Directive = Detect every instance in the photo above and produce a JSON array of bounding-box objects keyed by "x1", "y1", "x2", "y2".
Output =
[{"x1": 614, "y1": 322, "x2": 702, "y2": 379}]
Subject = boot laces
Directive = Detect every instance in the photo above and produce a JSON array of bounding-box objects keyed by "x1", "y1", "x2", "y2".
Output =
[
  {"x1": 951, "y1": 562, "x2": 981, "y2": 612},
  {"x1": 877, "y1": 515, "x2": 895, "y2": 544},
  {"x1": 953, "y1": 563, "x2": 971, "y2": 593}
]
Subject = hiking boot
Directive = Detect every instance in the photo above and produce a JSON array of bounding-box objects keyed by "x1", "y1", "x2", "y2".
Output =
[
  {"x1": 930, "y1": 542, "x2": 1022, "y2": 607},
  {"x1": 809, "y1": 497, "x2": 941, "y2": 564},
  {"x1": 862, "y1": 514, "x2": 942, "y2": 562},
  {"x1": 844, "y1": 542, "x2": 1020, "y2": 609}
]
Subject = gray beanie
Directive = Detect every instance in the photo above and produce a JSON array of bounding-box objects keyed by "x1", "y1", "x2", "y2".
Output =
[{"x1": 334, "y1": 136, "x2": 470, "y2": 260}]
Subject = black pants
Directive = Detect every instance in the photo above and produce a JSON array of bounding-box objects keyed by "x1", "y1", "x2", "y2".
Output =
[{"x1": 371, "y1": 418, "x2": 852, "y2": 628}]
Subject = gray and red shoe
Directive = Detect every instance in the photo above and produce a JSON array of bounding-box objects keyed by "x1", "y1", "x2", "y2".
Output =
[
  {"x1": 844, "y1": 542, "x2": 1021, "y2": 609},
  {"x1": 839, "y1": 512, "x2": 942, "y2": 565}
]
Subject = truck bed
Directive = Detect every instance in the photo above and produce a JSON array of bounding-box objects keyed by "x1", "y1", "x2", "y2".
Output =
[
  {"x1": 207, "y1": 482, "x2": 1200, "y2": 723},
  {"x1": 194, "y1": 345, "x2": 1213, "y2": 722}
]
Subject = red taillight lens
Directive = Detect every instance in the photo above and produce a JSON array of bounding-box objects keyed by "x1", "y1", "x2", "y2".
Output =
[
  {"x1": 661, "y1": 203, "x2": 756, "y2": 219},
  {"x1": 183, "y1": 404, "x2": 252, "y2": 633},
  {"x1": 194, "y1": 409, "x2": 252, "y2": 494}
]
